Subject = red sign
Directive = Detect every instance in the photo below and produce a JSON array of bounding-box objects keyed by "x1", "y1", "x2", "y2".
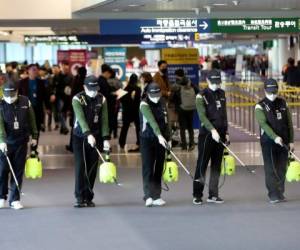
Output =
[
  {"x1": 69, "y1": 50, "x2": 87, "y2": 76},
  {"x1": 57, "y1": 49, "x2": 87, "y2": 76}
]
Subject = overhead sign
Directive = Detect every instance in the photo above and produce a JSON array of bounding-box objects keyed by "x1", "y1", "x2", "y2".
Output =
[
  {"x1": 104, "y1": 47, "x2": 127, "y2": 81},
  {"x1": 24, "y1": 35, "x2": 88, "y2": 45},
  {"x1": 100, "y1": 19, "x2": 210, "y2": 35},
  {"x1": 211, "y1": 18, "x2": 300, "y2": 33},
  {"x1": 100, "y1": 18, "x2": 300, "y2": 35}
]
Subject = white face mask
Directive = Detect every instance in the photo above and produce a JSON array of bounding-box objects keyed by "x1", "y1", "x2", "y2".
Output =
[
  {"x1": 84, "y1": 86, "x2": 98, "y2": 98},
  {"x1": 265, "y1": 92, "x2": 278, "y2": 102},
  {"x1": 4, "y1": 95, "x2": 18, "y2": 104},
  {"x1": 148, "y1": 96, "x2": 160, "y2": 104},
  {"x1": 208, "y1": 83, "x2": 220, "y2": 92}
]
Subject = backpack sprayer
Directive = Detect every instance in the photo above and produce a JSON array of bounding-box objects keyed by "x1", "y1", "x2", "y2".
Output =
[
  {"x1": 220, "y1": 141, "x2": 256, "y2": 175},
  {"x1": 163, "y1": 151, "x2": 179, "y2": 183},
  {"x1": 25, "y1": 150, "x2": 43, "y2": 179},
  {"x1": 283, "y1": 144, "x2": 300, "y2": 183},
  {"x1": 95, "y1": 147, "x2": 122, "y2": 186},
  {"x1": 164, "y1": 145, "x2": 201, "y2": 182},
  {"x1": 221, "y1": 148, "x2": 236, "y2": 176}
]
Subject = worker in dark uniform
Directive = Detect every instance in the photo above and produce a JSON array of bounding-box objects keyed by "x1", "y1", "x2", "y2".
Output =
[
  {"x1": 0, "y1": 81, "x2": 38, "y2": 210},
  {"x1": 72, "y1": 75, "x2": 110, "y2": 208},
  {"x1": 140, "y1": 83, "x2": 171, "y2": 207},
  {"x1": 255, "y1": 78, "x2": 294, "y2": 204},
  {"x1": 193, "y1": 69, "x2": 229, "y2": 205}
]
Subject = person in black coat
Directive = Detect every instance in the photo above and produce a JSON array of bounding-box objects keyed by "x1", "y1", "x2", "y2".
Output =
[
  {"x1": 119, "y1": 74, "x2": 141, "y2": 151},
  {"x1": 98, "y1": 64, "x2": 115, "y2": 138},
  {"x1": 66, "y1": 66, "x2": 87, "y2": 152},
  {"x1": 283, "y1": 58, "x2": 300, "y2": 86},
  {"x1": 18, "y1": 64, "x2": 49, "y2": 135}
]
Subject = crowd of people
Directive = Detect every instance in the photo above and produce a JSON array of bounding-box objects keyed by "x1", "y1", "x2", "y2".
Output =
[{"x1": 0, "y1": 59, "x2": 200, "y2": 153}]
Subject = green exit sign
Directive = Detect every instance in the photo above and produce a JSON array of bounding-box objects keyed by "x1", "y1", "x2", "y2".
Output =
[{"x1": 211, "y1": 18, "x2": 300, "y2": 33}]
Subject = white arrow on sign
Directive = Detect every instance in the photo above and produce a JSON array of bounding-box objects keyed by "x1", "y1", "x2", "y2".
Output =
[{"x1": 199, "y1": 21, "x2": 208, "y2": 30}]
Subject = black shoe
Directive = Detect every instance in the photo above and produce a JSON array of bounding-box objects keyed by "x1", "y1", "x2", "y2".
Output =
[
  {"x1": 60, "y1": 128, "x2": 69, "y2": 135},
  {"x1": 54, "y1": 124, "x2": 59, "y2": 131},
  {"x1": 172, "y1": 140, "x2": 179, "y2": 148},
  {"x1": 40, "y1": 125, "x2": 45, "y2": 132},
  {"x1": 74, "y1": 200, "x2": 86, "y2": 208},
  {"x1": 279, "y1": 195, "x2": 287, "y2": 202},
  {"x1": 86, "y1": 201, "x2": 96, "y2": 207},
  {"x1": 193, "y1": 197, "x2": 203, "y2": 205},
  {"x1": 207, "y1": 196, "x2": 224, "y2": 204},
  {"x1": 65, "y1": 145, "x2": 73, "y2": 153},
  {"x1": 188, "y1": 144, "x2": 195, "y2": 151}
]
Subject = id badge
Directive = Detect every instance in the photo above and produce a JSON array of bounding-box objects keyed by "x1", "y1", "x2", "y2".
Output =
[
  {"x1": 33, "y1": 93, "x2": 37, "y2": 98},
  {"x1": 14, "y1": 121, "x2": 19, "y2": 130},
  {"x1": 94, "y1": 115, "x2": 99, "y2": 123},
  {"x1": 276, "y1": 111, "x2": 282, "y2": 120},
  {"x1": 216, "y1": 100, "x2": 221, "y2": 109}
]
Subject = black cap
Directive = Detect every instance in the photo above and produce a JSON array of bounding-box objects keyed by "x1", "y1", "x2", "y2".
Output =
[
  {"x1": 207, "y1": 69, "x2": 221, "y2": 84},
  {"x1": 264, "y1": 78, "x2": 278, "y2": 94},
  {"x1": 147, "y1": 83, "x2": 161, "y2": 98},
  {"x1": 3, "y1": 80, "x2": 17, "y2": 97},
  {"x1": 84, "y1": 75, "x2": 99, "y2": 91}
]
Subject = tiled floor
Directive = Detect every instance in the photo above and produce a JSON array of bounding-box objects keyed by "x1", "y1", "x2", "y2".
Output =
[{"x1": 1, "y1": 127, "x2": 300, "y2": 250}]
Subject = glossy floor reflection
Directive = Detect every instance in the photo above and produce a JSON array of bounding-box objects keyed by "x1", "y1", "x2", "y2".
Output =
[{"x1": 38, "y1": 128, "x2": 300, "y2": 170}]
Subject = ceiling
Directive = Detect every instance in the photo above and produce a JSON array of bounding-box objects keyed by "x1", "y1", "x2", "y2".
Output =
[
  {"x1": 73, "y1": 0, "x2": 300, "y2": 18},
  {"x1": 0, "y1": 0, "x2": 300, "y2": 38}
]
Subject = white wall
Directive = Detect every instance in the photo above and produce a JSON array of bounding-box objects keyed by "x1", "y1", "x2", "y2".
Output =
[
  {"x1": 0, "y1": 0, "x2": 72, "y2": 19},
  {"x1": 72, "y1": 0, "x2": 107, "y2": 12}
]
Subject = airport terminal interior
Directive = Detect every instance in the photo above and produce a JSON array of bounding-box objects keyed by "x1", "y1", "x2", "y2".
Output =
[{"x1": 1, "y1": 1, "x2": 300, "y2": 250}]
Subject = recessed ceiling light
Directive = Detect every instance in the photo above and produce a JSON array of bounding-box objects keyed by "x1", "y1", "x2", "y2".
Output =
[
  {"x1": 128, "y1": 4, "x2": 140, "y2": 7},
  {"x1": 0, "y1": 31, "x2": 9, "y2": 36},
  {"x1": 232, "y1": 1, "x2": 240, "y2": 6},
  {"x1": 213, "y1": 3, "x2": 228, "y2": 6},
  {"x1": 112, "y1": 8, "x2": 121, "y2": 11},
  {"x1": 280, "y1": 7, "x2": 292, "y2": 10}
]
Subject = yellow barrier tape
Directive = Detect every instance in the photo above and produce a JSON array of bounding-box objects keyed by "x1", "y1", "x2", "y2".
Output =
[{"x1": 227, "y1": 102, "x2": 300, "y2": 107}]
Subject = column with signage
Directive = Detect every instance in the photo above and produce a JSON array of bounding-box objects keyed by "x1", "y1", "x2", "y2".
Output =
[
  {"x1": 57, "y1": 49, "x2": 87, "y2": 76},
  {"x1": 104, "y1": 48, "x2": 127, "y2": 81}
]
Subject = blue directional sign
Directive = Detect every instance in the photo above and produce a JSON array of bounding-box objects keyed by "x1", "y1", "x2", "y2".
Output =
[{"x1": 100, "y1": 19, "x2": 211, "y2": 35}]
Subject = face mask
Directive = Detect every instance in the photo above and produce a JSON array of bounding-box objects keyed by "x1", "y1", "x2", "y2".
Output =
[
  {"x1": 85, "y1": 88, "x2": 98, "y2": 98},
  {"x1": 149, "y1": 96, "x2": 160, "y2": 104},
  {"x1": 265, "y1": 92, "x2": 277, "y2": 102},
  {"x1": 4, "y1": 95, "x2": 17, "y2": 104},
  {"x1": 208, "y1": 83, "x2": 219, "y2": 92}
]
